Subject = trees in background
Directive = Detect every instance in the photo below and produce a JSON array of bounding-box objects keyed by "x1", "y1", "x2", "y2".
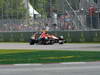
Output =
[
  {"x1": 0, "y1": 0, "x2": 81, "y2": 19},
  {"x1": 0, "y1": 0, "x2": 27, "y2": 19},
  {"x1": 29, "y1": 0, "x2": 48, "y2": 17}
]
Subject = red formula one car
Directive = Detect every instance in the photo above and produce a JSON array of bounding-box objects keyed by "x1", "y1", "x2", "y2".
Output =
[{"x1": 29, "y1": 32, "x2": 65, "y2": 45}]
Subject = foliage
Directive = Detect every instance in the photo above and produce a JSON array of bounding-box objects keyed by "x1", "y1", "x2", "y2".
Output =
[
  {"x1": 29, "y1": 0, "x2": 80, "y2": 18},
  {"x1": 0, "y1": 0, "x2": 27, "y2": 19},
  {"x1": 29, "y1": 0, "x2": 48, "y2": 17},
  {"x1": 0, "y1": 0, "x2": 82, "y2": 19}
]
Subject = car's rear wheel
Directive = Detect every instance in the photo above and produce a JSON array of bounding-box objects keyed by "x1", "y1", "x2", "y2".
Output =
[{"x1": 29, "y1": 39, "x2": 35, "y2": 45}]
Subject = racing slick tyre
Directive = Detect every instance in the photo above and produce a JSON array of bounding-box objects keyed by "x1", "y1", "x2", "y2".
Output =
[
  {"x1": 40, "y1": 38, "x2": 48, "y2": 45},
  {"x1": 58, "y1": 36, "x2": 64, "y2": 44},
  {"x1": 49, "y1": 40, "x2": 54, "y2": 45},
  {"x1": 29, "y1": 39, "x2": 35, "y2": 45},
  {"x1": 59, "y1": 40, "x2": 64, "y2": 44}
]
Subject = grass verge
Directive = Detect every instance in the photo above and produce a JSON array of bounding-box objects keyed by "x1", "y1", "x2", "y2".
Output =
[{"x1": 0, "y1": 50, "x2": 100, "y2": 64}]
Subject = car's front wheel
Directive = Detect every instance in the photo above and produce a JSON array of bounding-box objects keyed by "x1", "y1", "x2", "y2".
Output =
[{"x1": 59, "y1": 40, "x2": 64, "y2": 44}]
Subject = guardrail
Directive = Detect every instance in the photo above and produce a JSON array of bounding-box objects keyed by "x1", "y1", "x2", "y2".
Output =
[{"x1": 0, "y1": 31, "x2": 100, "y2": 42}]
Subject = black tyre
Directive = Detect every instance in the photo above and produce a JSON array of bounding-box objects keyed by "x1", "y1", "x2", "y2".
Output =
[
  {"x1": 49, "y1": 40, "x2": 54, "y2": 45},
  {"x1": 29, "y1": 39, "x2": 35, "y2": 45},
  {"x1": 59, "y1": 40, "x2": 64, "y2": 44}
]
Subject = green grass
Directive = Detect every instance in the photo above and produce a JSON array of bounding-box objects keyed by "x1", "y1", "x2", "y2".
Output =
[
  {"x1": 0, "y1": 50, "x2": 34, "y2": 54},
  {"x1": 0, "y1": 50, "x2": 100, "y2": 64}
]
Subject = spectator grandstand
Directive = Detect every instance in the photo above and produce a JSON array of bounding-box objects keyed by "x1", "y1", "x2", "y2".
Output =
[{"x1": 0, "y1": 0, "x2": 100, "y2": 31}]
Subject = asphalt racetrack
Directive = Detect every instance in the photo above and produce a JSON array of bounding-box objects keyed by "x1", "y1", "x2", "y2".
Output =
[
  {"x1": 0, "y1": 62, "x2": 100, "y2": 75},
  {"x1": 0, "y1": 43, "x2": 100, "y2": 75},
  {"x1": 0, "y1": 43, "x2": 100, "y2": 51}
]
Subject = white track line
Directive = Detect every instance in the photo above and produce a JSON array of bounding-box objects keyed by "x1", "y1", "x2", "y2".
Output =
[
  {"x1": 14, "y1": 64, "x2": 42, "y2": 66},
  {"x1": 13, "y1": 62, "x2": 87, "y2": 66},
  {"x1": 60, "y1": 62, "x2": 86, "y2": 64}
]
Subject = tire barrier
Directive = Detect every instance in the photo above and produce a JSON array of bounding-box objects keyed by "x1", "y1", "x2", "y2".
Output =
[{"x1": 0, "y1": 31, "x2": 100, "y2": 42}]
